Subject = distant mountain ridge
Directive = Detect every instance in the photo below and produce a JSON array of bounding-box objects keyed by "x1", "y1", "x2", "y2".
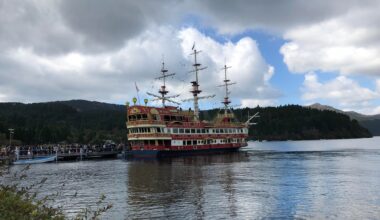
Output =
[
  {"x1": 308, "y1": 103, "x2": 380, "y2": 135},
  {"x1": 0, "y1": 100, "x2": 373, "y2": 144},
  {"x1": 55, "y1": 100, "x2": 124, "y2": 112}
]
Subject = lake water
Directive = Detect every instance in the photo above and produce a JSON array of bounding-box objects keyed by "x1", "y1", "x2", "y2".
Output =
[{"x1": 5, "y1": 137, "x2": 380, "y2": 219}]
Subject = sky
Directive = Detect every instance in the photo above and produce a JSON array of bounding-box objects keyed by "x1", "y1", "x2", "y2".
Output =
[{"x1": 1, "y1": 0, "x2": 380, "y2": 114}]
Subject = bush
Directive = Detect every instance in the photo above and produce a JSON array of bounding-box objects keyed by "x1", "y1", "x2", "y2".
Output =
[{"x1": 0, "y1": 165, "x2": 112, "y2": 220}]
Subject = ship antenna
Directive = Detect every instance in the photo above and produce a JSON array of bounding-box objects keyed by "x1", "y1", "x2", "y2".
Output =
[
  {"x1": 218, "y1": 63, "x2": 236, "y2": 116},
  {"x1": 147, "y1": 60, "x2": 180, "y2": 107},
  {"x1": 182, "y1": 44, "x2": 215, "y2": 121}
]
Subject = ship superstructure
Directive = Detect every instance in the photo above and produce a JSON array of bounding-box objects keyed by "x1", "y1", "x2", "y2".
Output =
[{"x1": 126, "y1": 46, "x2": 254, "y2": 157}]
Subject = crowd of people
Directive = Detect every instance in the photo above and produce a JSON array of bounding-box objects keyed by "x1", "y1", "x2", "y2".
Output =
[{"x1": 1, "y1": 143, "x2": 124, "y2": 158}]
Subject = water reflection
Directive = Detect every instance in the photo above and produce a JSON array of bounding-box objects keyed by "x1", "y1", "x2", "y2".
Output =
[
  {"x1": 126, "y1": 152, "x2": 249, "y2": 219},
  {"x1": 4, "y1": 138, "x2": 380, "y2": 219}
]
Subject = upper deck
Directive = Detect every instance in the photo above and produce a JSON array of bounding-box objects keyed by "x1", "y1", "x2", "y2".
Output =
[{"x1": 126, "y1": 105, "x2": 246, "y2": 128}]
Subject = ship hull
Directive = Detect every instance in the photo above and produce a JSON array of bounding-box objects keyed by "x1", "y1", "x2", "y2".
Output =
[{"x1": 128, "y1": 146, "x2": 244, "y2": 158}]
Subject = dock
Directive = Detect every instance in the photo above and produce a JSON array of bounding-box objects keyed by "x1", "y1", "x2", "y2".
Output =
[{"x1": 2, "y1": 144, "x2": 123, "y2": 164}]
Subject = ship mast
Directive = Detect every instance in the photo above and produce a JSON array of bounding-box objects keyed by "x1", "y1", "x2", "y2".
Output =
[
  {"x1": 191, "y1": 48, "x2": 203, "y2": 120},
  {"x1": 183, "y1": 44, "x2": 215, "y2": 121},
  {"x1": 218, "y1": 64, "x2": 236, "y2": 116},
  {"x1": 147, "y1": 61, "x2": 179, "y2": 106}
]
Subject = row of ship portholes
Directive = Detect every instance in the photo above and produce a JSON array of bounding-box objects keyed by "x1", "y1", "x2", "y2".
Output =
[
  {"x1": 173, "y1": 138, "x2": 244, "y2": 146},
  {"x1": 170, "y1": 127, "x2": 246, "y2": 134},
  {"x1": 129, "y1": 138, "x2": 245, "y2": 147},
  {"x1": 128, "y1": 127, "x2": 248, "y2": 134}
]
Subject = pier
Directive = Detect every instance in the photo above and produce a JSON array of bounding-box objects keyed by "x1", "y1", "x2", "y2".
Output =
[{"x1": 1, "y1": 144, "x2": 123, "y2": 164}]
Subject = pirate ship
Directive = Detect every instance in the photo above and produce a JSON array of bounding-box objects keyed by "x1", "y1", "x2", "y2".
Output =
[{"x1": 126, "y1": 46, "x2": 258, "y2": 157}]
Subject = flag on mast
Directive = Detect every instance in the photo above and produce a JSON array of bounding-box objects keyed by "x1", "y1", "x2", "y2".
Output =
[
  {"x1": 135, "y1": 82, "x2": 140, "y2": 92},
  {"x1": 135, "y1": 82, "x2": 141, "y2": 105}
]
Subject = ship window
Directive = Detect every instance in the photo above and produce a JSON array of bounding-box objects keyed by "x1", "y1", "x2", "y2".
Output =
[
  {"x1": 196, "y1": 129, "x2": 200, "y2": 133},
  {"x1": 192, "y1": 140, "x2": 197, "y2": 145},
  {"x1": 141, "y1": 114, "x2": 148, "y2": 120},
  {"x1": 191, "y1": 129, "x2": 195, "y2": 133},
  {"x1": 220, "y1": 129, "x2": 224, "y2": 133},
  {"x1": 152, "y1": 114, "x2": 159, "y2": 120},
  {"x1": 228, "y1": 129, "x2": 232, "y2": 133},
  {"x1": 201, "y1": 129, "x2": 205, "y2": 133},
  {"x1": 157, "y1": 128, "x2": 161, "y2": 133},
  {"x1": 185, "y1": 129, "x2": 190, "y2": 133},
  {"x1": 164, "y1": 115, "x2": 170, "y2": 121},
  {"x1": 179, "y1": 128, "x2": 184, "y2": 133},
  {"x1": 173, "y1": 128, "x2": 178, "y2": 133},
  {"x1": 137, "y1": 114, "x2": 141, "y2": 120},
  {"x1": 186, "y1": 140, "x2": 192, "y2": 145}
]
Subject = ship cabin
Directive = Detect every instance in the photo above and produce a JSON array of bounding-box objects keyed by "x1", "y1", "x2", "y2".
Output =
[{"x1": 126, "y1": 105, "x2": 249, "y2": 151}]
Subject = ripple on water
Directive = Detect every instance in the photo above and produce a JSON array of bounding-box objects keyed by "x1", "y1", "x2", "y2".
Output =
[{"x1": 5, "y1": 137, "x2": 380, "y2": 219}]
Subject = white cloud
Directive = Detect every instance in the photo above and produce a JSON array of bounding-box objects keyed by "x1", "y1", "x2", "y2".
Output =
[
  {"x1": 2, "y1": 0, "x2": 379, "y2": 114},
  {"x1": 178, "y1": 28, "x2": 279, "y2": 105},
  {"x1": 302, "y1": 72, "x2": 380, "y2": 113},
  {"x1": 0, "y1": 26, "x2": 278, "y2": 109},
  {"x1": 280, "y1": 6, "x2": 380, "y2": 76},
  {"x1": 241, "y1": 99, "x2": 275, "y2": 108}
]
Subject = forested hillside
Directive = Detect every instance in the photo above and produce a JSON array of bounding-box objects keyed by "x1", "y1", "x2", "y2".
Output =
[
  {"x1": 201, "y1": 105, "x2": 372, "y2": 141},
  {"x1": 0, "y1": 100, "x2": 127, "y2": 145},
  {"x1": 0, "y1": 101, "x2": 372, "y2": 144}
]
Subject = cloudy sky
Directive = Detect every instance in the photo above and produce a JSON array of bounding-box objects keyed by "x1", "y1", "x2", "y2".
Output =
[{"x1": 1, "y1": 0, "x2": 380, "y2": 114}]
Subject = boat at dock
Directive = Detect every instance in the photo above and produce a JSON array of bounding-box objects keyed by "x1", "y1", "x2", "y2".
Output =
[
  {"x1": 13, "y1": 155, "x2": 57, "y2": 165},
  {"x1": 126, "y1": 46, "x2": 258, "y2": 158}
]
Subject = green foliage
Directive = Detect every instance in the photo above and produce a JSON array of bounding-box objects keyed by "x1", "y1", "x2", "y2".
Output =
[
  {"x1": 0, "y1": 166, "x2": 65, "y2": 220},
  {"x1": 201, "y1": 105, "x2": 372, "y2": 141},
  {"x1": 0, "y1": 165, "x2": 112, "y2": 220},
  {"x1": 0, "y1": 100, "x2": 127, "y2": 144},
  {"x1": 0, "y1": 101, "x2": 372, "y2": 144}
]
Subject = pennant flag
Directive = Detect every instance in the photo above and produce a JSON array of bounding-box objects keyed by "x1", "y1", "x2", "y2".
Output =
[{"x1": 135, "y1": 82, "x2": 139, "y2": 92}]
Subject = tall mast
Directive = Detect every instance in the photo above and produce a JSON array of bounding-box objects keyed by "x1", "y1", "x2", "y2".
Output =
[
  {"x1": 147, "y1": 61, "x2": 179, "y2": 106},
  {"x1": 158, "y1": 62, "x2": 170, "y2": 107},
  {"x1": 218, "y1": 64, "x2": 236, "y2": 115},
  {"x1": 182, "y1": 44, "x2": 215, "y2": 120},
  {"x1": 190, "y1": 48, "x2": 203, "y2": 120}
]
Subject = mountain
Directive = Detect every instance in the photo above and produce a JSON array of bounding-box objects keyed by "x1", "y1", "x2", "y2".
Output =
[
  {"x1": 55, "y1": 100, "x2": 124, "y2": 112},
  {"x1": 0, "y1": 100, "x2": 127, "y2": 145},
  {"x1": 0, "y1": 101, "x2": 372, "y2": 145},
  {"x1": 202, "y1": 105, "x2": 372, "y2": 141},
  {"x1": 308, "y1": 103, "x2": 380, "y2": 135}
]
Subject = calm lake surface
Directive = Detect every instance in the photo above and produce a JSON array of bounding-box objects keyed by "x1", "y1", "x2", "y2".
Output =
[{"x1": 6, "y1": 137, "x2": 380, "y2": 219}]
